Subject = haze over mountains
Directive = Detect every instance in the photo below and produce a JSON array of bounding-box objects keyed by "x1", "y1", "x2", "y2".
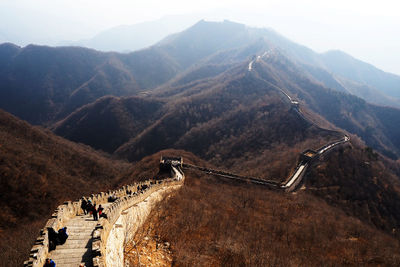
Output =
[
  {"x1": 74, "y1": 17, "x2": 400, "y2": 108},
  {"x1": 71, "y1": 15, "x2": 200, "y2": 52}
]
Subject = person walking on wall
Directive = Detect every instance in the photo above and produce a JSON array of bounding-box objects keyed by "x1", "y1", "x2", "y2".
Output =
[
  {"x1": 58, "y1": 227, "x2": 68, "y2": 244},
  {"x1": 47, "y1": 227, "x2": 60, "y2": 251},
  {"x1": 92, "y1": 203, "x2": 98, "y2": 221},
  {"x1": 86, "y1": 200, "x2": 93, "y2": 215},
  {"x1": 81, "y1": 198, "x2": 88, "y2": 215},
  {"x1": 98, "y1": 204, "x2": 104, "y2": 216}
]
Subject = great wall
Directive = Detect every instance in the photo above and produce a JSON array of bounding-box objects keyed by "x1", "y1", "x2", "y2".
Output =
[
  {"x1": 24, "y1": 53, "x2": 350, "y2": 266},
  {"x1": 24, "y1": 160, "x2": 184, "y2": 267}
]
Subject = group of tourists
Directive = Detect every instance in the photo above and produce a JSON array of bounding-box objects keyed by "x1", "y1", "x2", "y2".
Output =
[
  {"x1": 43, "y1": 186, "x2": 157, "y2": 267},
  {"x1": 107, "y1": 193, "x2": 118, "y2": 202},
  {"x1": 80, "y1": 198, "x2": 104, "y2": 221},
  {"x1": 45, "y1": 191, "x2": 149, "y2": 267}
]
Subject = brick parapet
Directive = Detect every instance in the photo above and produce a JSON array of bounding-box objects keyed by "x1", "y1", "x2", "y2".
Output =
[{"x1": 24, "y1": 165, "x2": 184, "y2": 267}]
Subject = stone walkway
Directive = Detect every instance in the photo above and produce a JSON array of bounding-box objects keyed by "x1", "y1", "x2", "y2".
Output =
[{"x1": 48, "y1": 206, "x2": 108, "y2": 267}]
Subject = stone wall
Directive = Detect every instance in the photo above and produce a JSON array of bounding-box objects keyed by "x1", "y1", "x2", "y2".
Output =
[
  {"x1": 99, "y1": 182, "x2": 181, "y2": 266},
  {"x1": 283, "y1": 163, "x2": 309, "y2": 192},
  {"x1": 93, "y1": 166, "x2": 184, "y2": 266},
  {"x1": 23, "y1": 167, "x2": 183, "y2": 267}
]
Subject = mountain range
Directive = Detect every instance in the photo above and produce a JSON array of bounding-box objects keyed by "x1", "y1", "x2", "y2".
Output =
[
  {"x1": 1, "y1": 19, "x2": 400, "y2": 265},
  {"x1": 2, "y1": 20, "x2": 399, "y2": 159}
]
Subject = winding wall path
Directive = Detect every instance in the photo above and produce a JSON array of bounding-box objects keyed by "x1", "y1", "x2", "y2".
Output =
[
  {"x1": 25, "y1": 166, "x2": 184, "y2": 267},
  {"x1": 183, "y1": 131, "x2": 348, "y2": 192},
  {"x1": 187, "y1": 52, "x2": 350, "y2": 191}
]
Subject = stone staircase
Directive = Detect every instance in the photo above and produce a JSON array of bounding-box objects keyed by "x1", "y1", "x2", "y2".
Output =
[
  {"x1": 48, "y1": 208, "x2": 107, "y2": 267},
  {"x1": 25, "y1": 173, "x2": 184, "y2": 267}
]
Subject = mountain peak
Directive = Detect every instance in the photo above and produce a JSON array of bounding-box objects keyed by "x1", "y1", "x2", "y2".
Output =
[
  {"x1": 0, "y1": 42, "x2": 21, "y2": 61},
  {"x1": 187, "y1": 19, "x2": 247, "y2": 33},
  {"x1": 0, "y1": 42, "x2": 20, "y2": 50}
]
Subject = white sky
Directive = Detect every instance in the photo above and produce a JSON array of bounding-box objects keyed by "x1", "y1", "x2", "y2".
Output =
[{"x1": 1, "y1": 0, "x2": 400, "y2": 74}]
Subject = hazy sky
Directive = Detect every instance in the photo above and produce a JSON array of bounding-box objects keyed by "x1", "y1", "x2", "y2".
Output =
[{"x1": 1, "y1": 0, "x2": 400, "y2": 75}]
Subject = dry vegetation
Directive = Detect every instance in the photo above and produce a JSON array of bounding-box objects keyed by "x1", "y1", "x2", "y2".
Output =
[
  {"x1": 306, "y1": 142, "x2": 400, "y2": 234},
  {"x1": 53, "y1": 96, "x2": 165, "y2": 153},
  {"x1": 127, "y1": 169, "x2": 400, "y2": 266},
  {"x1": 125, "y1": 235, "x2": 173, "y2": 266},
  {"x1": 116, "y1": 72, "x2": 340, "y2": 169}
]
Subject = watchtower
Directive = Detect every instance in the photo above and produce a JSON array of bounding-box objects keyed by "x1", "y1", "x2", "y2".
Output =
[
  {"x1": 159, "y1": 156, "x2": 183, "y2": 177},
  {"x1": 300, "y1": 149, "x2": 317, "y2": 163}
]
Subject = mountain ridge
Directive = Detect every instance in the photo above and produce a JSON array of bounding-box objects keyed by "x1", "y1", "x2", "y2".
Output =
[{"x1": 1, "y1": 20, "x2": 400, "y2": 160}]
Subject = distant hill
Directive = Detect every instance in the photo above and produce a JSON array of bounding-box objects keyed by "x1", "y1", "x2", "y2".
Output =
[
  {"x1": 0, "y1": 44, "x2": 178, "y2": 125},
  {"x1": 321, "y1": 50, "x2": 400, "y2": 100},
  {"x1": 0, "y1": 44, "x2": 111, "y2": 124},
  {"x1": 53, "y1": 96, "x2": 164, "y2": 153},
  {"x1": 155, "y1": 20, "x2": 267, "y2": 67}
]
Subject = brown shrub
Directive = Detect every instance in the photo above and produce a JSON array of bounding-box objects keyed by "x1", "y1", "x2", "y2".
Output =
[{"x1": 128, "y1": 170, "x2": 400, "y2": 266}]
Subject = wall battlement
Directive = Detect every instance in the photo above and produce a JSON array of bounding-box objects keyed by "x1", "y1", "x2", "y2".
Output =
[{"x1": 24, "y1": 163, "x2": 185, "y2": 267}]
